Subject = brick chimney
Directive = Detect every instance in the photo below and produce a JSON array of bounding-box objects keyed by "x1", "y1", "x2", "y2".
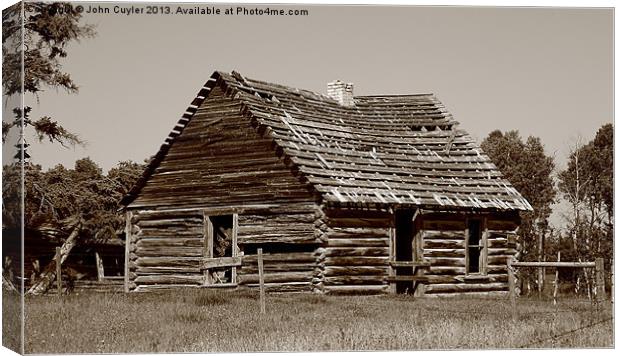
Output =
[{"x1": 327, "y1": 80, "x2": 355, "y2": 107}]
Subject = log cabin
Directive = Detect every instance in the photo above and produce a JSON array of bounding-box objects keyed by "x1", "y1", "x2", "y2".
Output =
[{"x1": 120, "y1": 70, "x2": 532, "y2": 296}]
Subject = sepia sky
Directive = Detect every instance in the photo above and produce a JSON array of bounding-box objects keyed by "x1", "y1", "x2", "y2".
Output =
[{"x1": 2, "y1": 1, "x2": 613, "y2": 225}]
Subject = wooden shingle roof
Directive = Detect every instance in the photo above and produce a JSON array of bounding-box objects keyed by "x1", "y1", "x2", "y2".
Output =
[{"x1": 122, "y1": 70, "x2": 532, "y2": 212}]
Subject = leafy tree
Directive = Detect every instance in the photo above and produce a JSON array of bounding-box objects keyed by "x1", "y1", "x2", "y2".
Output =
[
  {"x1": 558, "y1": 124, "x2": 613, "y2": 291},
  {"x1": 481, "y1": 130, "x2": 556, "y2": 293},
  {"x1": 2, "y1": 159, "x2": 145, "y2": 241},
  {"x1": 2, "y1": 2, "x2": 94, "y2": 147}
]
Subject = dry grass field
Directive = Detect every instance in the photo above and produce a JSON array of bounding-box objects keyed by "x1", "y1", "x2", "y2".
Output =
[{"x1": 4, "y1": 289, "x2": 613, "y2": 353}]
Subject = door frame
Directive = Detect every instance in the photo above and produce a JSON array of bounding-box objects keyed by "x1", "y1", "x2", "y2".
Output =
[{"x1": 202, "y1": 211, "x2": 240, "y2": 287}]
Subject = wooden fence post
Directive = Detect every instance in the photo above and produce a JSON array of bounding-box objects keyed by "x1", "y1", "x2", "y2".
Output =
[
  {"x1": 595, "y1": 258, "x2": 606, "y2": 301},
  {"x1": 258, "y1": 248, "x2": 266, "y2": 314},
  {"x1": 553, "y1": 252, "x2": 560, "y2": 305},
  {"x1": 55, "y1": 247, "x2": 62, "y2": 296},
  {"x1": 508, "y1": 258, "x2": 516, "y2": 320}
]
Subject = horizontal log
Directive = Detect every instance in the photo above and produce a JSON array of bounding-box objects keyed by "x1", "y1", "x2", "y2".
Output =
[
  {"x1": 138, "y1": 228, "x2": 203, "y2": 238},
  {"x1": 487, "y1": 238, "x2": 509, "y2": 248},
  {"x1": 389, "y1": 260, "x2": 430, "y2": 267},
  {"x1": 324, "y1": 275, "x2": 386, "y2": 285},
  {"x1": 244, "y1": 282, "x2": 312, "y2": 293},
  {"x1": 134, "y1": 203, "x2": 316, "y2": 217},
  {"x1": 422, "y1": 230, "x2": 465, "y2": 240},
  {"x1": 237, "y1": 226, "x2": 315, "y2": 234},
  {"x1": 324, "y1": 247, "x2": 389, "y2": 257},
  {"x1": 137, "y1": 218, "x2": 203, "y2": 227},
  {"x1": 132, "y1": 209, "x2": 203, "y2": 221},
  {"x1": 238, "y1": 271, "x2": 313, "y2": 284},
  {"x1": 487, "y1": 220, "x2": 519, "y2": 231},
  {"x1": 136, "y1": 238, "x2": 204, "y2": 248},
  {"x1": 242, "y1": 252, "x2": 316, "y2": 264},
  {"x1": 135, "y1": 257, "x2": 202, "y2": 268},
  {"x1": 323, "y1": 266, "x2": 389, "y2": 277},
  {"x1": 133, "y1": 266, "x2": 202, "y2": 274},
  {"x1": 325, "y1": 227, "x2": 389, "y2": 239},
  {"x1": 426, "y1": 266, "x2": 466, "y2": 275},
  {"x1": 425, "y1": 274, "x2": 508, "y2": 284},
  {"x1": 73, "y1": 280, "x2": 124, "y2": 286},
  {"x1": 323, "y1": 217, "x2": 392, "y2": 228},
  {"x1": 238, "y1": 213, "x2": 316, "y2": 225},
  {"x1": 426, "y1": 257, "x2": 465, "y2": 267},
  {"x1": 239, "y1": 262, "x2": 316, "y2": 274},
  {"x1": 324, "y1": 256, "x2": 388, "y2": 266},
  {"x1": 327, "y1": 238, "x2": 388, "y2": 248},
  {"x1": 133, "y1": 197, "x2": 313, "y2": 211},
  {"x1": 202, "y1": 256, "x2": 242, "y2": 269},
  {"x1": 487, "y1": 256, "x2": 511, "y2": 265},
  {"x1": 135, "y1": 246, "x2": 203, "y2": 258},
  {"x1": 423, "y1": 249, "x2": 465, "y2": 258},
  {"x1": 423, "y1": 239, "x2": 465, "y2": 249},
  {"x1": 487, "y1": 248, "x2": 517, "y2": 256},
  {"x1": 237, "y1": 233, "x2": 318, "y2": 244},
  {"x1": 134, "y1": 274, "x2": 204, "y2": 285},
  {"x1": 487, "y1": 265, "x2": 508, "y2": 274},
  {"x1": 387, "y1": 275, "x2": 428, "y2": 282},
  {"x1": 323, "y1": 284, "x2": 389, "y2": 295},
  {"x1": 322, "y1": 208, "x2": 392, "y2": 220},
  {"x1": 422, "y1": 220, "x2": 466, "y2": 231},
  {"x1": 132, "y1": 284, "x2": 205, "y2": 292}
]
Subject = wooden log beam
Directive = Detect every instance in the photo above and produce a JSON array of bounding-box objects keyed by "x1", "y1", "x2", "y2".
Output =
[
  {"x1": 134, "y1": 274, "x2": 204, "y2": 285},
  {"x1": 323, "y1": 284, "x2": 389, "y2": 295},
  {"x1": 239, "y1": 271, "x2": 313, "y2": 284},
  {"x1": 202, "y1": 256, "x2": 242, "y2": 269},
  {"x1": 325, "y1": 275, "x2": 386, "y2": 285}
]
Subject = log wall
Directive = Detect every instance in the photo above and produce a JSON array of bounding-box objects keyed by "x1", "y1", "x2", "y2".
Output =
[
  {"x1": 420, "y1": 213, "x2": 518, "y2": 296},
  {"x1": 126, "y1": 84, "x2": 323, "y2": 293},
  {"x1": 235, "y1": 203, "x2": 320, "y2": 293},
  {"x1": 127, "y1": 203, "x2": 322, "y2": 292},
  {"x1": 317, "y1": 207, "x2": 392, "y2": 295},
  {"x1": 127, "y1": 209, "x2": 205, "y2": 292}
]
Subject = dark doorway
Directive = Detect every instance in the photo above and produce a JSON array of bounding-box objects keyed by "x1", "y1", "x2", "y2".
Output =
[
  {"x1": 467, "y1": 219, "x2": 482, "y2": 274},
  {"x1": 394, "y1": 210, "x2": 416, "y2": 294}
]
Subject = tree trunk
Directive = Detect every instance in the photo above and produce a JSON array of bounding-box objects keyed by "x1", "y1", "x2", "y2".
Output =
[
  {"x1": 2, "y1": 274, "x2": 17, "y2": 292},
  {"x1": 26, "y1": 222, "x2": 81, "y2": 295}
]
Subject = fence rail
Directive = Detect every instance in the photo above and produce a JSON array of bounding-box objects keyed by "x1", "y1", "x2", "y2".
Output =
[
  {"x1": 511, "y1": 261, "x2": 595, "y2": 268},
  {"x1": 508, "y1": 257, "x2": 606, "y2": 303}
]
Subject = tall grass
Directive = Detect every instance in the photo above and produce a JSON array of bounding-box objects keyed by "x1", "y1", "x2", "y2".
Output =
[
  {"x1": 2, "y1": 290, "x2": 21, "y2": 353},
  {"x1": 15, "y1": 289, "x2": 613, "y2": 353}
]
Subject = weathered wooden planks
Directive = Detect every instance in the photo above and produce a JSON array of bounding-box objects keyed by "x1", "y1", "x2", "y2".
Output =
[
  {"x1": 317, "y1": 208, "x2": 391, "y2": 293},
  {"x1": 129, "y1": 86, "x2": 317, "y2": 210},
  {"x1": 128, "y1": 209, "x2": 206, "y2": 291}
]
